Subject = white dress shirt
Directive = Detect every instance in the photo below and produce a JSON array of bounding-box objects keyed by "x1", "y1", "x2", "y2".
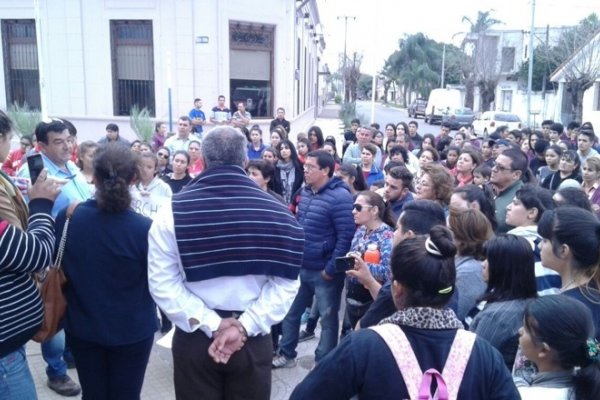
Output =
[{"x1": 147, "y1": 205, "x2": 300, "y2": 338}]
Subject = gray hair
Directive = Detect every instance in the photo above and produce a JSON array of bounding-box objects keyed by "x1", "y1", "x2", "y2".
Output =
[{"x1": 201, "y1": 126, "x2": 248, "y2": 168}]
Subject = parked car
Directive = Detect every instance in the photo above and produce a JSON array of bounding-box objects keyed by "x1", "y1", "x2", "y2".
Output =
[
  {"x1": 441, "y1": 107, "x2": 475, "y2": 130},
  {"x1": 424, "y1": 88, "x2": 462, "y2": 125},
  {"x1": 407, "y1": 98, "x2": 427, "y2": 118},
  {"x1": 472, "y1": 111, "x2": 522, "y2": 138}
]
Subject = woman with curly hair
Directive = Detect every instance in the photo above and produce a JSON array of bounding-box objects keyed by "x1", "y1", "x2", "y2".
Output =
[{"x1": 415, "y1": 163, "x2": 454, "y2": 208}]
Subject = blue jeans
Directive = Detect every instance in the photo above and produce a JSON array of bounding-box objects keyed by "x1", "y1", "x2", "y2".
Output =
[
  {"x1": 41, "y1": 329, "x2": 67, "y2": 379},
  {"x1": 0, "y1": 346, "x2": 37, "y2": 400},
  {"x1": 279, "y1": 269, "x2": 345, "y2": 361}
]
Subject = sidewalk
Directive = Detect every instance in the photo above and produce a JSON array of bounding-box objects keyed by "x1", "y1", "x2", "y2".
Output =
[
  {"x1": 29, "y1": 105, "x2": 343, "y2": 400},
  {"x1": 28, "y1": 330, "x2": 320, "y2": 400}
]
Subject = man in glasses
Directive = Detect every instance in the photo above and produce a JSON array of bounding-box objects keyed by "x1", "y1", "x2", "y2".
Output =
[
  {"x1": 274, "y1": 150, "x2": 354, "y2": 369},
  {"x1": 490, "y1": 148, "x2": 528, "y2": 233}
]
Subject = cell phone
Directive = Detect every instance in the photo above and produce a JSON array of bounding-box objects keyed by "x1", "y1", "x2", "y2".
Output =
[
  {"x1": 27, "y1": 154, "x2": 44, "y2": 185},
  {"x1": 335, "y1": 256, "x2": 355, "y2": 273}
]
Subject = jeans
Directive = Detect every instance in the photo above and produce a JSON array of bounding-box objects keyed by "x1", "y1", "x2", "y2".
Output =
[
  {"x1": 342, "y1": 298, "x2": 373, "y2": 334},
  {"x1": 67, "y1": 334, "x2": 154, "y2": 400},
  {"x1": 305, "y1": 301, "x2": 320, "y2": 334},
  {"x1": 41, "y1": 329, "x2": 67, "y2": 380},
  {"x1": 279, "y1": 269, "x2": 345, "y2": 361},
  {"x1": 0, "y1": 346, "x2": 37, "y2": 400}
]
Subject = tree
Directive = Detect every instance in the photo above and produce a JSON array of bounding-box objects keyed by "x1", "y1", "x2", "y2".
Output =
[
  {"x1": 517, "y1": 44, "x2": 559, "y2": 92},
  {"x1": 551, "y1": 14, "x2": 600, "y2": 122},
  {"x1": 461, "y1": 10, "x2": 503, "y2": 111},
  {"x1": 357, "y1": 73, "x2": 373, "y2": 99}
]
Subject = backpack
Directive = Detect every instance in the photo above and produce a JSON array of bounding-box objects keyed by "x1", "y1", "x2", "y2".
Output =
[{"x1": 370, "y1": 324, "x2": 476, "y2": 400}]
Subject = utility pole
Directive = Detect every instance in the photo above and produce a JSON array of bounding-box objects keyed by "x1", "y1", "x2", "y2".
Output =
[
  {"x1": 526, "y1": 0, "x2": 536, "y2": 128},
  {"x1": 441, "y1": 43, "x2": 446, "y2": 88},
  {"x1": 337, "y1": 15, "x2": 355, "y2": 103}
]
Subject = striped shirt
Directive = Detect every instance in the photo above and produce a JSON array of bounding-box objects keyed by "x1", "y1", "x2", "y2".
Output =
[{"x1": 0, "y1": 198, "x2": 55, "y2": 357}]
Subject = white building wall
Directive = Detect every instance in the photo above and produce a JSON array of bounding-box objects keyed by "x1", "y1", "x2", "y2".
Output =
[
  {"x1": 0, "y1": 0, "x2": 323, "y2": 141},
  {"x1": 582, "y1": 81, "x2": 600, "y2": 131}
]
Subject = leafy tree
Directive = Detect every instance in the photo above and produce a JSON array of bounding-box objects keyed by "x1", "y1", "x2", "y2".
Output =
[
  {"x1": 517, "y1": 45, "x2": 559, "y2": 92},
  {"x1": 551, "y1": 13, "x2": 600, "y2": 122},
  {"x1": 357, "y1": 73, "x2": 373, "y2": 98}
]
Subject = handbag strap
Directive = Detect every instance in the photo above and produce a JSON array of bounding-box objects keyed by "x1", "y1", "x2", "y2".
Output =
[
  {"x1": 370, "y1": 324, "x2": 475, "y2": 400},
  {"x1": 54, "y1": 202, "x2": 80, "y2": 269},
  {"x1": 419, "y1": 369, "x2": 448, "y2": 400},
  {"x1": 370, "y1": 323, "x2": 422, "y2": 399},
  {"x1": 441, "y1": 330, "x2": 476, "y2": 400}
]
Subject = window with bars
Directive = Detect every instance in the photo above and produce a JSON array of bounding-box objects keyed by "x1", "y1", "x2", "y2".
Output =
[
  {"x1": 1, "y1": 19, "x2": 41, "y2": 110},
  {"x1": 110, "y1": 20, "x2": 155, "y2": 116}
]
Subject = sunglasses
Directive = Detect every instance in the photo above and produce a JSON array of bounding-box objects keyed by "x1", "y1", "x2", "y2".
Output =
[
  {"x1": 157, "y1": 152, "x2": 169, "y2": 159},
  {"x1": 353, "y1": 203, "x2": 374, "y2": 212}
]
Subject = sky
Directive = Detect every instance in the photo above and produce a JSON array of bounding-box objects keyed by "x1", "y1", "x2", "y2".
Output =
[{"x1": 316, "y1": 0, "x2": 599, "y2": 74}]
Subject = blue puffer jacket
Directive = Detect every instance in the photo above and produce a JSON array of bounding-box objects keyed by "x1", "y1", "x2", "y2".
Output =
[{"x1": 297, "y1": 176, "x2": 355, "y2": 276}]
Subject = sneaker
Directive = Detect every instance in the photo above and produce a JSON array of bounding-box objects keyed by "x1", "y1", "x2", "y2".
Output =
[
  {"x1": 47, "y1": 375, "x2": 81, "y2": 397},
  {"x1": 272, "y1": 354, "x2": 296, "y2": 368},
  {"x1": 298, "y1": 330, "x2": 315, "y2": 342}
]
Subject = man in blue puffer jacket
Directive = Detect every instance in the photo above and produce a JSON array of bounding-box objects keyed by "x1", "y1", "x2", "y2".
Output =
[{"x1": 273, "y1": 150, "x2": 355, "y2": 368}]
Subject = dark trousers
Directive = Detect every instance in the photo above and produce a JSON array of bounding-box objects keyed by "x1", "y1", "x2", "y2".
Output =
[
  {"x1": 172, "y1": 328, "x2": 272, "y2": 400},
  {"x1": 66, "y1": 334, "x2": 153, "y2": 400}
]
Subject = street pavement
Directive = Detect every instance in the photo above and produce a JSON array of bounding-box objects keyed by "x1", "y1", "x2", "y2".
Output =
[
  {"x1": 355, "y1": 100, "x2": 445, "y2": 137},
  {"x1": 27, "y1": 104, "x2": 344, "y2": 400}
]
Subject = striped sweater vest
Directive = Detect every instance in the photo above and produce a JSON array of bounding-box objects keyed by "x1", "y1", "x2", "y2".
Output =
[{"x1": 172, "y1": 165, "x2": 304, "y2": 282}]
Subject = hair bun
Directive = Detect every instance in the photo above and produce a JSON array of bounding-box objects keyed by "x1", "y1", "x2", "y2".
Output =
[{"x1": 428, "y1": 226, "x2": 457, "y2": 258}]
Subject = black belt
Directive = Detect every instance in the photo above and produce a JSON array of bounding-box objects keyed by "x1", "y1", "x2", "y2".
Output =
[{"x1": 214, "y1": 309, "x2": 243, "y2": 319}]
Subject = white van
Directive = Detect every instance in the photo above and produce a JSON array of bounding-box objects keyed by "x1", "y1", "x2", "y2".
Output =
[{"x1": 424, "y1": 88, "x2": 463, "y2": 125}]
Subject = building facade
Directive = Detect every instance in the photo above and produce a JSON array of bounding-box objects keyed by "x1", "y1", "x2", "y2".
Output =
[
  {"x1": 465, "y1": 26, "x2": 570, "y2": 125},
  {"x1": 0, "y1": 0, "x2": 326, "y2": 141}
]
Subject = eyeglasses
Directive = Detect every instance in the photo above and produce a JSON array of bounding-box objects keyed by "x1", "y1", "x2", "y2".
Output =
[
  {"x1": 157, "y1": 152, "x2": 169, "y2": 159},
  {"x1": 491, "y1": 161, "x2": 513, "y2": 172},
  {"x1": 303, "y1": 164, "x2": 319, "y2": 171},
  {"x1": 353, "y1": 203, "x2": 374, "y2": 212}
]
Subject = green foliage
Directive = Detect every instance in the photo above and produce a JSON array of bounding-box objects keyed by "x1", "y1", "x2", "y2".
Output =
[
  {"x1": 339, "y1": 102, "x2": 356, "y2": 129},
  {"x1": 517, "y1": 45, "x2": 559, "y2": 91},
  {"x1": 357, "y1": 74, "x2": 373, "y2": 98},
  {"x1": 7, "y1": 102, "x2": 41, "y2": 137},
  {"x1": 380, "y1": 32, "x2": 464, "y2": 106},
  {"x1": 338, "y1": 102, "x2": 366, "y2": 129},
  {"x1": 334, "y1": 94, "x2": 342, "y2": 104},
  {"x1": 129, "y1": 105, "x2": 154, "y2": 142},
  {"x1": 462, "y1": 10, "x2": 503, "y2": 33}
]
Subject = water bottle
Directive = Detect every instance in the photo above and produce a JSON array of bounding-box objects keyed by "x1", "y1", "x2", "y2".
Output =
[{"x1": 363, "y1": 243, "x2": 380, "y2": 264}]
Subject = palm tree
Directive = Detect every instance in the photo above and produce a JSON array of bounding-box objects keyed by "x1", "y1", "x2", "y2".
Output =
[{"x1": 461, "y1": 11, "x2": 502, "y2": 111}]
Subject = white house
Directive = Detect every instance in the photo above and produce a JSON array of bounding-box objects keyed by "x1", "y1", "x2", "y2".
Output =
[
  {"x1": 0, "y1": 0, "x2": 327, "y2": 141},
  {"x1": 464, "y1": 26, "x2": 570, "y2": 126},
  {"x1": 550, "y1": 30, "x2": 600, "y2": 132}
]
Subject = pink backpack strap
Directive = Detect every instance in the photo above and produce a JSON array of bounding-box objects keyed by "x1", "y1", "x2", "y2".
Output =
[
  {"x1": 441, "y1": 329, "x2": 476, "y2": 400},
  {"x1": 370, "y1": 324, "x2": 422, "y2": 399}
]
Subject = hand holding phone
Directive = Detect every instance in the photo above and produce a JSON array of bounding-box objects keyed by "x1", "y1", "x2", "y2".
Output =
[
  {"x1": 335, "y1": 256, "x2": 355, "y2": 273},
  {"x1": 27, "y1": 170, "x2": 61, "y2": 202},
  {"x1": 27, "y1": 154, "x2": 44, "y2": 185}
]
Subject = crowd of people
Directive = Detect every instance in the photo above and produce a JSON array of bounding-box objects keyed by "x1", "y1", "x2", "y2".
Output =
[{"x1": 1, "y1": 99, "x2": 600, "y2": 400}]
